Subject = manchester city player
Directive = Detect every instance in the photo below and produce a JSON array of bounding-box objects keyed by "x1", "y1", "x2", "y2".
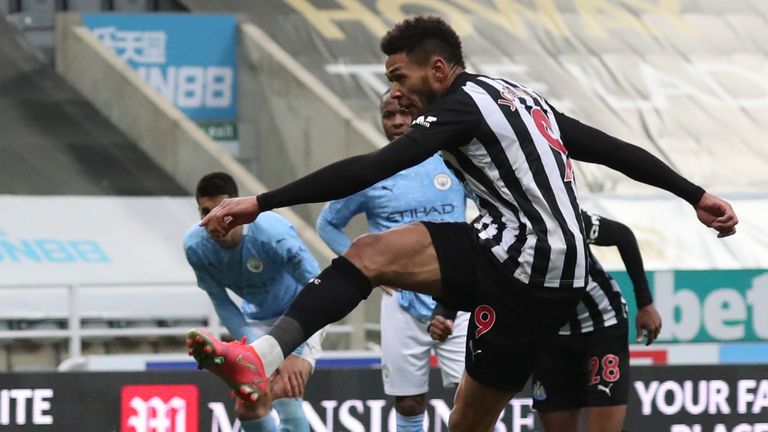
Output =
[
  {"x1": 184, "y1": 172, "x2": 322, "y2": 432},
  {"x1": 316, "y1": 91, "x2": 469, "y2": 432}
]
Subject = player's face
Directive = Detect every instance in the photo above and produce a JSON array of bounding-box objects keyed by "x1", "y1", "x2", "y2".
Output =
[
  {"x1": 197, "y1": 194, "x2": 242, "y2": 247},
  {"x1": 385, "y1": 53, "x2": 442, "y2": 118},
  {"x1": 380, "y1": 96, "x2": 412, "y2": 141}
]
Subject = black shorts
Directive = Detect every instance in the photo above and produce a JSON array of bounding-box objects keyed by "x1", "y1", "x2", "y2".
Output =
[
  {"x1": 423, "y1": 222, "x2": 585, "y2": 392},
  {"x1": 531, "y1": 320, "x2": 630, "y2": 411}
]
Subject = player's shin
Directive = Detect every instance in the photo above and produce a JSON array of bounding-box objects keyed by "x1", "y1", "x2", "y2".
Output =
[
  {"x1": 266, "y1": 256, "x2": 373, "y2": 359},
  {"x1": 240, "y1": 415, "x2": 278, "y2": 432},
  {"x1": 396, "y1": 412, "x2": 425, "y2": 432},
  {"x1": 273, "y1": 398, "x2": 309, "y2": 432}
]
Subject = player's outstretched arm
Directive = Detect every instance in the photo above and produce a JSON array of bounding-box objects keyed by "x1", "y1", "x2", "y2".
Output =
[
  {"x1": 693, "y1": 192, "x2": 738, "y2": 238},
  {"x1": 556, "y1": 111, "x2": 738, "y2": 237},
  {"x1": 201, "y1": 136, "x2": 433, "y2": 238},
  {"x1": 257, "y1": 136, "x2": 432, "y2": 211}
]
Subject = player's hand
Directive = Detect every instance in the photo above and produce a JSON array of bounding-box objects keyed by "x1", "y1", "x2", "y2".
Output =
[
  {"x1": 635, "y1": 304, "x2": 662, "y2": 346},
  {"x1": 377, "y1": 286, "x2": 396, "y2": 296},
  {"x1": 694, "y1": 192, "x2": 738, "y2": 238},
  {"x1": 234, "y1": 393, "x2": 272, "y2": 420},
  {"x1": 200, "y1": 196, "x2": 261, "y2": 238},
  {"x1": 271, "y1": 355, "x2": 311, "y2": 399},
  {"x1": 428, "y1": 316, "x2": 454, "y2": 342}
]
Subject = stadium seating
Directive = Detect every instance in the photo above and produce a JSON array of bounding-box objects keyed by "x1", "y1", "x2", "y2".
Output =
[
  {"x1": 183, "y1": 0, "x2": 768, "y2": 194},
  {"x1": 0, "y1": 6, "x2": 197, "y2": 371}
]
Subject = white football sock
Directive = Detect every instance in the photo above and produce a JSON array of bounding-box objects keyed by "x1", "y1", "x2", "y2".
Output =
[{"x1": 250, "y1": 335, "x2": 284, "y2": 376}]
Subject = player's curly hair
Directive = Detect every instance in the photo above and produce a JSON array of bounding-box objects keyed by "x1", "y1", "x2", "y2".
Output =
[
  {"x1": 196, "y1": 172, "x2": 239, "y2": 199},
  {"x1": 380, "y1": 16, "x2": 466, "y2": 69}
]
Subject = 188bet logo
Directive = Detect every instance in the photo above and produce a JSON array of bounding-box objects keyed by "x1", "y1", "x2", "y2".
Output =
[{"x1": 121, "y1": 385, "x2": 198, "y2": 432}]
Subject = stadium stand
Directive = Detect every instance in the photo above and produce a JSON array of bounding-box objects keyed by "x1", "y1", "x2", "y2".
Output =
[
  {"x1": 182, "y1": 0, "x2": 768, "y2": 194},
  {"x1": 0, "y1": 0, "x2": 187, "y2": 59},
  {"x1": 0, "y1": 8, "x2": 186, "y2": 195},
  {"x1": 0, "y1": 3, "x2": 350, "y2": 371},
  {"x1": 0, "y1": 7, "x2": 206, "y2": 371}
]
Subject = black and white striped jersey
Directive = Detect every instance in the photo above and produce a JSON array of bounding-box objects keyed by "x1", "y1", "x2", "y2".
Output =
[
  {"x1": 404, "y1": 73, "x2": 587, "y2": 288},
  {"x1": 260, "y1": 74, "x2": 699, "y2": 290},
  {"x1": 559, "y1": 211, "x2": 629, "y2": 335}
]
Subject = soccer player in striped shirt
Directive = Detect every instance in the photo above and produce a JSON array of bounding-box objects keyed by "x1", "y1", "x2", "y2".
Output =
[
  {"x1": 189, "y1": 16, "x2": 738, "y2": 430},
  {"x1": 530, "y1": 210, "x2": 661, "y2": 432},
  {"x1": 429, "y1": 210, "x2": 659, "y2": 431}
]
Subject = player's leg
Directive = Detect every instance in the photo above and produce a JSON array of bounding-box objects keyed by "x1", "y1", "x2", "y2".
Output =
[
  {"x1": 584, "y1": 406, "x2": 627, "y2": 432},
  {"x1": 269, "y1": 363, "x2": 309, "y2": 432},
  {"x1": 449, "y1": 372, "x2": 514, "y2": 432},
  {"x1": 432, "y1": 312, "x2": 474, "y2": 430},
  {"x1": 188, "y1": 222, "x2": 444, "y2": 399},
  {"x1": 272, "y1": 398, "x2": 307, "y2": 432},
  {"x1": 450, "y1": 301, "x2": 527, "y2": 430},
  {"x1": 381, "y1": 291, "x2": 431, "y2": 431},
  {"x1": 345, "y1": 223, "x2": 443, "y2": 291},
  {"x1": 236, "y1": 356, "x2": 311, "y2": 432},
  {"x1": 262, "y1": 222, "x2": 446, "y2": 372},
  {"x1": 449, "y1": 306, "x2": 531, "y2": 432},
  {"x1": 582, "y1": 321, "x2": 630, "y2": 432},
  {"x1": 271, "y1": 329, "x2": 323, "y2": 431},
  {"x1": 394, "y1": 395, "x2": 427, "y2": 431},
  {"x1": 235, "y1": 388, "x2": 277, "y2": 432},
  {"x1": 451, "y1": 277, "x2": 584, "y2": 431},
  {"x1": 531, "y1": 331, "x2": 588, "y2": 432},
  {"x1": 433, "y1": 311, "x2": 468, "y2": 390},
  {"x1": 537, "y1": 410, "x2": 580, "y2": 432}
]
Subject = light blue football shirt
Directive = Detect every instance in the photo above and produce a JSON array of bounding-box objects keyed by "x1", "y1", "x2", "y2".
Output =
[{"x1": 184, "y1": 211, "x2": 320, "y2": 342}]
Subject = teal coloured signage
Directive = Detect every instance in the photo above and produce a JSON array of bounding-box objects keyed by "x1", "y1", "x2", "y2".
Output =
[
  {"x1": 83, "y1": 14, "x2": 237, "y2": 122},
  {"x1": 611, "y1": 269, "x2": 768, "y2": 343},
  {"x1": 0, "y1": 230, "x2": 110, "y2": 264}
]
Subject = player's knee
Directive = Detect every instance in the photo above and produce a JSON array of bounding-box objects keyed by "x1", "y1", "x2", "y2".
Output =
[
  {"x1": 448, "y1": 410, "x2": 471, "y2": 432},
  {"x1": 448, "y1": 407, "x2": 493, "y2": 432},
  {"x1": 394, "y1": 395, "x2": 426, "y2": 416},
  {"x1": 344, "y1": 233, "x2": 388, "y2": 279}
]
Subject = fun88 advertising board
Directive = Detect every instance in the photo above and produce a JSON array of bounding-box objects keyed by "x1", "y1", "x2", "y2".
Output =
[{"x1": 82, "y1": 14, "x2": 239, "y2": 154}]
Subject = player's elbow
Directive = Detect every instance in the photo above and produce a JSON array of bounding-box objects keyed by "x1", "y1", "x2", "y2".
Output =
[
  {"x1": 614, "y1": 223, "x2": 638, "y2": 248},
  {"x1": 315, "y1": 216, "x2": 332, "y2": 239}
]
